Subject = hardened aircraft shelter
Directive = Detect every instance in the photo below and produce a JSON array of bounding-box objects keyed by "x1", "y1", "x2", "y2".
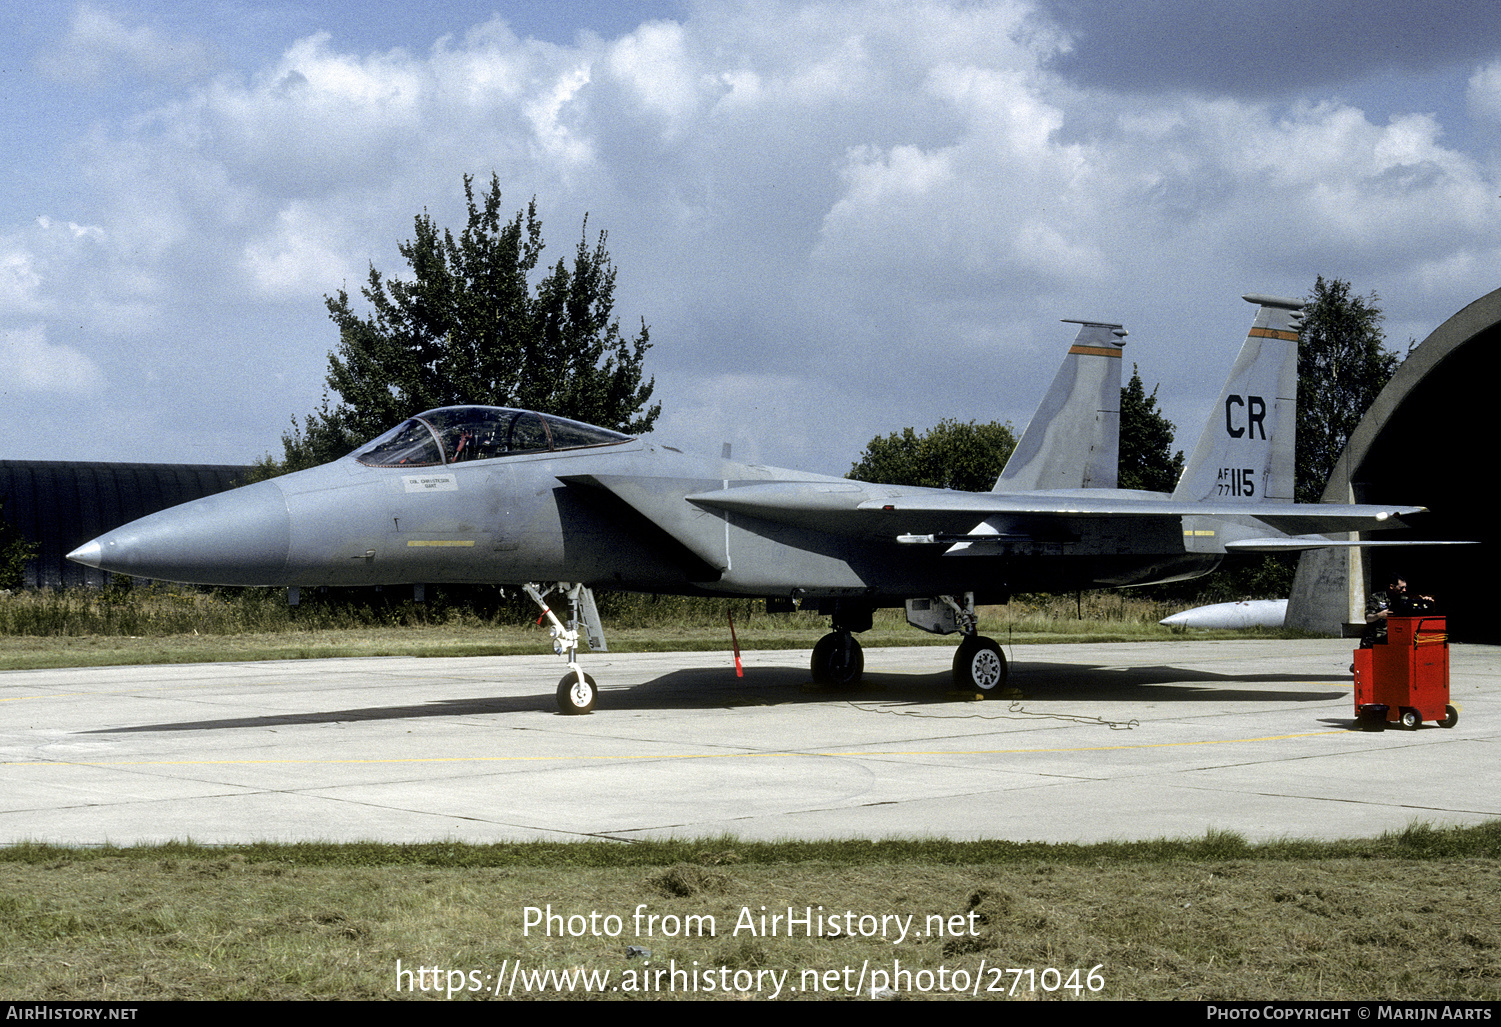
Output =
[{"x1": 1289, "y1": 287, "x2": 1501, "y2": 641}]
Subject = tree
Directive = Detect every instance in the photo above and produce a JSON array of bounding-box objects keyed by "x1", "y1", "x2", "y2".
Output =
[
  {"x1": 1118, "y1": 365, "x2": 1184, "y2": 492},
  {"x1": 1295, "y1": 276, "x2": 1400, "y2": 503},
  {"x1": 0, "y1": 496, "x2": 36, "y2": 590},
  {"x1": 847, "y1": 419, "x2": 1016, "y2": 492},
  {"x1": 279, "y1": 174, "x2": 659, "y2": 470}
]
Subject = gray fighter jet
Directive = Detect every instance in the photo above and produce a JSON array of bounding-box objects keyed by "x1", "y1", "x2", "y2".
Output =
[{"x1": 69, "y1": 295, "x2": 1427, "y2": 714}]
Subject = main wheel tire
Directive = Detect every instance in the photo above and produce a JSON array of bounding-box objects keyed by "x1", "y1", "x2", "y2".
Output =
[
  {"x1": 1399, "y1": 708, "x2": 1421, "y2": 730},
  {"x1": 954, "y1": 636, "x2": 1007, "y2": 694},
  {"x1": 1440, "y1": 704, "x2": 1459, "y2": 728},
  {"x1": 811, "y1": 632, "x2": 864, "y2": 688},
  {"x1": 557, "y1": 672, "x2": 597, "y2": 715}
]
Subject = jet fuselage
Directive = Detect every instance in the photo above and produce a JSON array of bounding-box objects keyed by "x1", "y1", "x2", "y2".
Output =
[{"x1": 72, "y1": 425, "x2": 1217, "y2": 605}]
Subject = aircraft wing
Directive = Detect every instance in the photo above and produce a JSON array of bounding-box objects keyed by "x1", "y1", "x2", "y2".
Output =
[
  {"x1": 563, "y1": 474, "x2": 1430, "y2": 561},
  {"x1": 683, "y1": 482, "x2": 1426, "y2": 539}
]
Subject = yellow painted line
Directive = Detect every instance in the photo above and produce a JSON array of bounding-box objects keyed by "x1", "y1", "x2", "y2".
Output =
[
  {"x1": 1183, "y1": 529, "x2": 1216, "y2": 537},
  {"x1": 1068, "y1": 345, "x2": 1123, "y2": 358},
  {"x1": 4, "y1": 730, "x2": 1347, "y2": 767},
  {"x1": 405, "y1": 540, "x2": 475, "y2": 547},
  {"x1": 1248, "y1": 327, "x2": 1300, "y2": 341}
]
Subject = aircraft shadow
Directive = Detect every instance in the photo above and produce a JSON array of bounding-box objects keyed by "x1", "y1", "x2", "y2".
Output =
[
  {"x1": 84, "y1": 656, "x2": 1348, "y2": 733},
  {"x1": 616, "y1": 660, "x2": 1347, "y2": 709},
  {"x1": 1006, "y1": 660, "x2": 1349, "y2": 703},
  {"x1": 86, "y1": 694, "x2": 549, "y2": 734}
]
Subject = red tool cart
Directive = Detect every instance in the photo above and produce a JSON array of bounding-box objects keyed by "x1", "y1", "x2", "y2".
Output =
[{"x1": 1352, "y1": 615, "x2": 1458, "y2": 729}]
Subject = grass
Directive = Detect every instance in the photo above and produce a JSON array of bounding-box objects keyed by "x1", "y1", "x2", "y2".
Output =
[{"x1": 1, "y1": 825, "x2": 1498, "y2": 1000}]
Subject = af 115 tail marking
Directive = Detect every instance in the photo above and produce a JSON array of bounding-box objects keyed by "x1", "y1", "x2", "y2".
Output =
[{"x1": 1175, "y1": 294, "x2": 1302, "y2": 549}]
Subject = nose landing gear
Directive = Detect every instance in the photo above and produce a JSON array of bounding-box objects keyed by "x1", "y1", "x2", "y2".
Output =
[
  {"x1": 557, "y1": 670, "x2": 598, "y2": 715},
  {"x1": 525, "y1": 582, "x2": 606, "y2": 715}
]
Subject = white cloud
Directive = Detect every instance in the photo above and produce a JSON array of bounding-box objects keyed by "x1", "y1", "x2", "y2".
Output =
[
  {"x1": 1, "y1": 325, "x2": 105, "y2": 395},
  {"x1": 0, "y1": 218, "x2": 108, "y2": 318},
  {"x1": 194, "y1": 33, "x2": 430, "y2": 193},
  {"x1": 42, "y1": 3, "x2": 215, "y2": 86},
  {"x1": 0, "y1": 246, "x2": 43, "y2": 314},
  {"x1": 34, "y1": 216, "x2": 105, "y2": 242},
  {"x1": 607, "y1": 20, "x2": 703, "y2": 131},
  {"x1": 1467, "y1": 61, "x2": 1501, "y2": 121},
  {"x1": 524, "y1": 63, "x2": 596, "y2": 171},
  {"x1": 240, "y1": 202, "x2": 361, "y2": 300}
]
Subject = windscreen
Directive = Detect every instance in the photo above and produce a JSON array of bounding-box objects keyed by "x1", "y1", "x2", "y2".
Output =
[{"x1": 354, "y1": 419, "x2": 443, "y2": 467}]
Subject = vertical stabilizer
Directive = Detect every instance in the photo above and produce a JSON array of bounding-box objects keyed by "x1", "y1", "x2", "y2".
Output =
[
  {"x1": 1173, "y1": 294, "x2": 1303, "y2": 525},
  {"x1": 993, "y1": 320, "x2": 1126, "y2": 492}
]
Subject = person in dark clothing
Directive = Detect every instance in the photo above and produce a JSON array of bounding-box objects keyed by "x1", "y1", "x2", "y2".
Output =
[{"x1": 1360, "y1": 575, "x2": 1435, "y2": 647}]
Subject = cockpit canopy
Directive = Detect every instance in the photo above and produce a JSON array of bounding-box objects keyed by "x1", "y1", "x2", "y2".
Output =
[{"x1": 355, "y1": 406, "x2": 633, "y2": 468}]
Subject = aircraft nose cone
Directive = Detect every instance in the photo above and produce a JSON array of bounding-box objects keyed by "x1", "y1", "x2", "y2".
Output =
[
  {"x1": 65, "y1": 539, "x2": 103, "y2": 567},
  {"x1": 67, "y1": 479, "x2": 292, "y2": 585}
]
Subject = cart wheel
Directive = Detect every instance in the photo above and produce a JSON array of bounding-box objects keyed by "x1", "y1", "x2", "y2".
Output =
[
  {"x1": 1440, "y1": 705, "x2": 1459, "y2": 729},
  {"x1": 1399, "y1": 708, "x2": 1421, "y2": 730}
]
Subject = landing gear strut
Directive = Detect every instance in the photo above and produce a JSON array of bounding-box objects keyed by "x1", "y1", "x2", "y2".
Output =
[
  {"x1": 907, "y1": 593, "x2": 1008, "y2": 696},
  {"x1": 943, "y1": 595, "x2": 1007, "y2": 694},
  {"x1": 525, "y1": 583, "x2": 603, "y2": 715}
]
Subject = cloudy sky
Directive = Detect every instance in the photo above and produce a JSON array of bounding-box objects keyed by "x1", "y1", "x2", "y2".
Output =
[{"x1": 5, "y1": 0, "x2": 1501, "y2": 475}]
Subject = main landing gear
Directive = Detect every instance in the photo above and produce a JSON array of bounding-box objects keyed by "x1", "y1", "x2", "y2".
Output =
[
  {"x1": 906, "y1": 593, "x2": 1008, "y2": 695},
  {"x1": 953, "y1": 633, "x2": 1007, "y2": 694},
  {"x1": 809, "y1": 600, "x2": 871, "y2": 688},
  {"x1": 811, "y1": 629, "x2": 864, "y2": 687},
  {"x1": 809, "y1": 595, "x2": 1009, "y2": 696},
  {"x1": 525, "y1": 583, "x2": 606, "y2": 715}
]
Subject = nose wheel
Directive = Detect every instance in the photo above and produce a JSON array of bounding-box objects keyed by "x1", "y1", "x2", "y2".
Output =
[
  {"x1": 557, "y1": 671, "x2": 598, "y2": 715},
  {"x1": 526, "y1": 583, "x2": 605, "y2": 714}
]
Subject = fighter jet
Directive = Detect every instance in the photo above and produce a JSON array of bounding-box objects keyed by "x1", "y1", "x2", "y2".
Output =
[{"x1": 68, "y1": 295, "x2": 1428, "y2": 714}]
